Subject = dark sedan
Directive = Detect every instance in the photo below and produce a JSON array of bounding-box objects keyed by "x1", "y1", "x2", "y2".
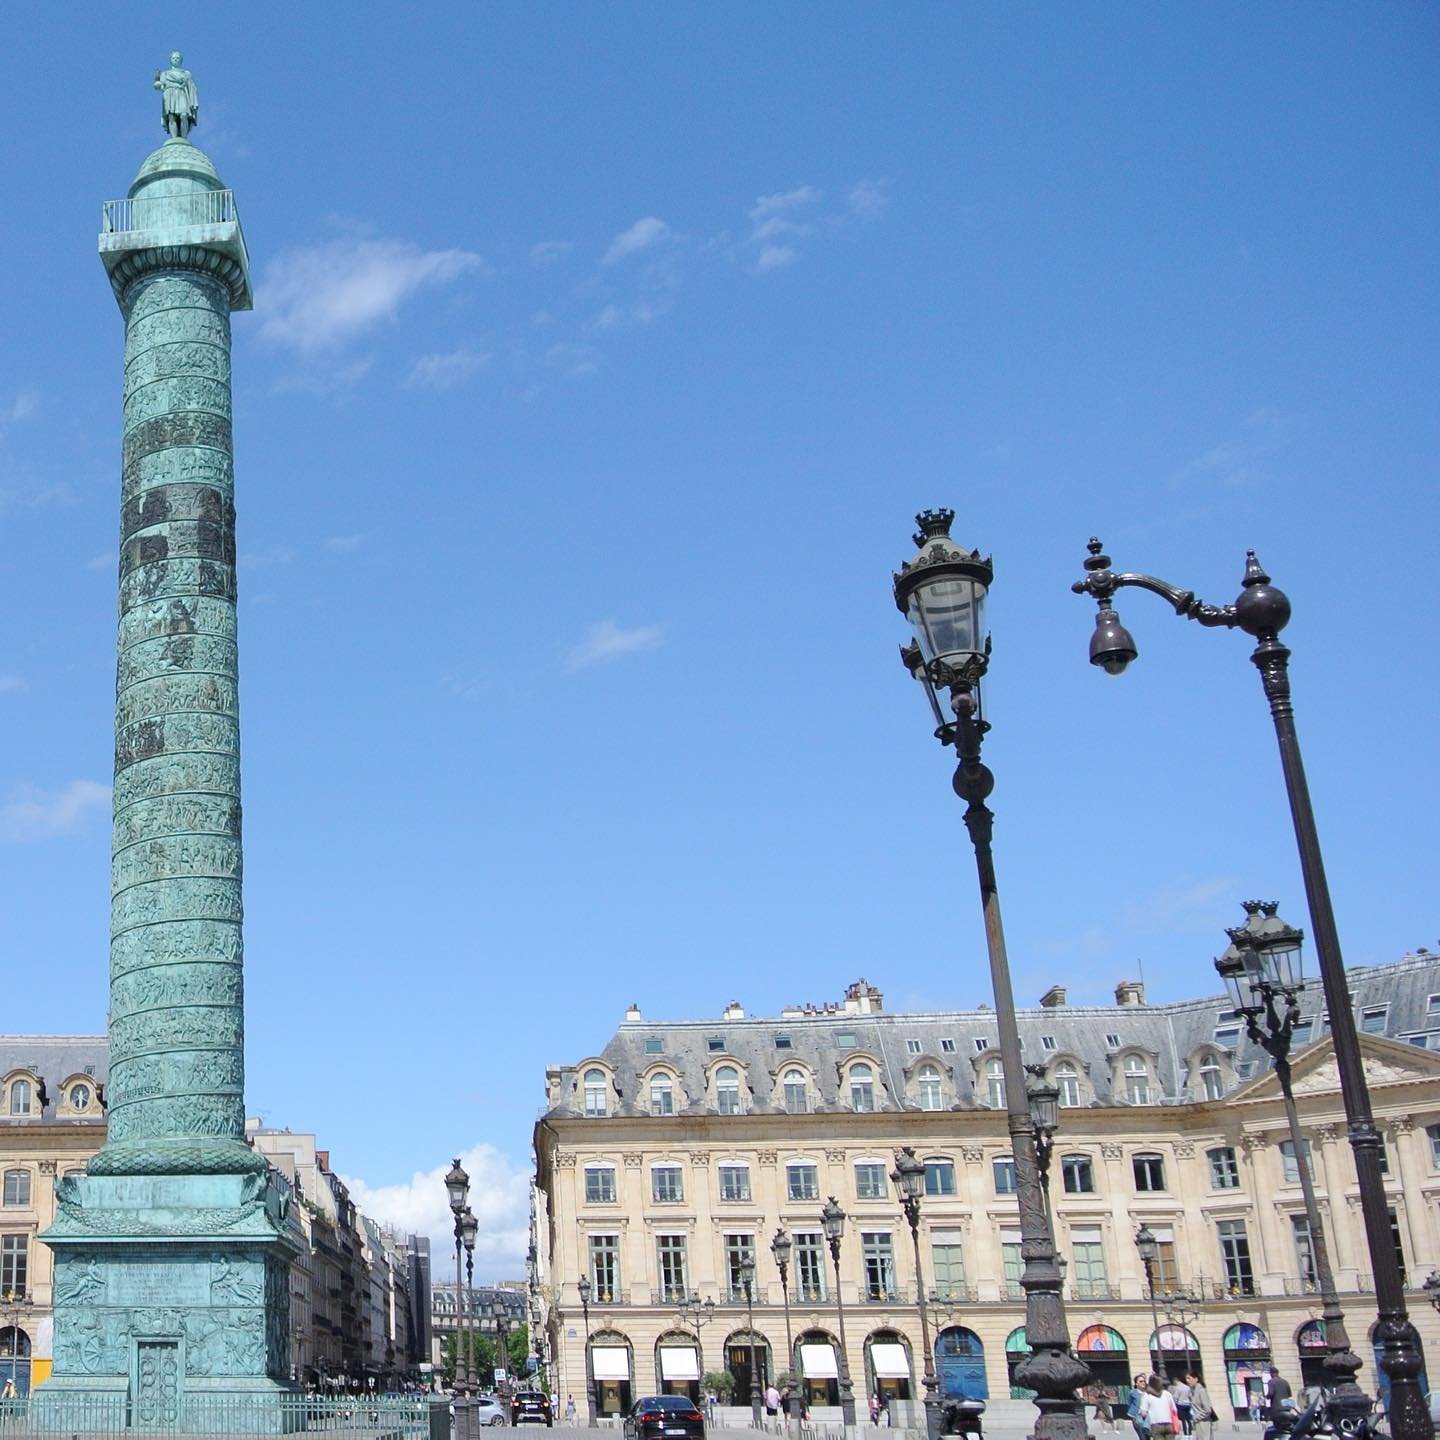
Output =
[
  {"x1": 624, "y1": 1396, "x2": 705, "y2": 1440},
  {"x1": 511, "y1": 1390, "x2": 554, "y2": 1427}
]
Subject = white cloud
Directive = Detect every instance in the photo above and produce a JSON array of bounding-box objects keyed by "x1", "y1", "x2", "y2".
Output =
[
  {"x1": 0, "y1": 674, "x2": 28, "y2": 694},
  {"x1": 238, "y1": 546, "x2": 298, "y2": 571},
  {"x1": 565, "y1": 619, "x2": 663, "y2": 671},
  {"x1": 340, "y1": 1144, "x2": 530, "y2": 1281},
  {"x1": 323, "y1": 534, "x2": 366, "y2": 553},
  {"x1": 84, "y1": 551, "x2": 117, "y2": 573},
  {"x1": 749, "y1": 186, "x2": 822, "y2": 220},
  {"x1": 270, "y1": 357, "x2": 374, "y2": 398},
  {"x1": 529, "y1": 241, "x2": 574, "y2": 266},
  {"x1": 0, "y1": 779, "x2": 110, "y2": 843},
  {"x1": 846, "y1": 178, "x2": 890, "y2": 218},
  {"x1": 3, "y1": 390, "x2": 39, "y2": 425},
  {"x1": 602, "y1": 217, "x2": 671, "y2": 267},
  {"x1": 756, "y1": 245, "x2": 799, "y2": 272},
  {"x1": 1122, "y1": 876, "x2": 1236, "y2": 932},
  {"x1": 259, "y1": 239, "x2": 487, "y2": 353},
  {"x1": 407, "y1": 347, "x2": 491, "y2": 390}
]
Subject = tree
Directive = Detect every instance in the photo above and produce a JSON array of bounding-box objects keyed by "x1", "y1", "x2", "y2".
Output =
[{"x1": 703, "y1": 1371, "x2": 736, "y2": 1403}]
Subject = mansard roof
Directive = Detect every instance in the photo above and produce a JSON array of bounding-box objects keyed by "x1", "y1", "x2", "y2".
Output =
[{"x1": 0, "y1": 1034, "x2": 108, "y2": 1123}]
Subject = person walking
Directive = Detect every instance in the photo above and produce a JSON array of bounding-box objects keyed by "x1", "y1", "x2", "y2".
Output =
[
  {"x1": 1170, "y1": 1374, "x2": 1193, "y2": 1436},
  {"x1": 1143, "y1": 1376, "x2": 1180, "y2": 1440},
  {"x1": 564, "y1": 1394, "x2": 576, "y2": 1424},
  {"x1": 869, "y1": 1392, "x2": 882, "y2": 1425},
  {"x1": 1187, "y1": 1375, "x2": 1216, "y2": 1440},
  {"x1": 1266, "y1": 1368, "x2": 1294, "y2": 1427},
  {"x1": 1090, "y1": 1382, "x2": 1116, "y2": 1432},
  {"x1": 1128, "y1": 1376, "x2": 1153, "y2": 1440},
  {"x1": 765, "y1": 1383, "x2": 782, "y2": 1421}
]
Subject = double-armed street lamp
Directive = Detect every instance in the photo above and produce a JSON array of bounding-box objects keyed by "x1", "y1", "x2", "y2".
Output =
[
  {"x1": 577, "y1": 1275, "x2": 598, "y2": 1427},
  {"x1": 489, "y1": 1296, "x2": 512, "y2": 1400},
  {"x1": 771, "y1": 1229, "x2": 800, "y2": 1425},
  {"x1": 1216, "y1": 901, "x2": 1368, "y2": 1420},
  {"x1": 1071, "y1": 539, "x2": 1431, "y2": 1440},
  {"x1": 675, "y1": 1291, "x2": 716, "y2": 1384},
  {"x1": 738, "y1": 1257, "x2": 763, "y2": 1427},
  {"x1": 1134, "y1": 1226, "x2": 1165, "y2": 1378},
  {"x1": 445, "y1": 1158, "x2": 477, "y2": 1430},
  {"x1": 1026, "y1": 1071, "x2": 1060, "y2": 1216},
  {"x1": 821, "y1": 1197, "x2": 858, "y2": 1426},
  {"x1": 891, "y1": 1148, "x2": 942, "y2": 1440},
  {"x1": 895, "y1": 510, "x2": 1091, "y2": 1440}
]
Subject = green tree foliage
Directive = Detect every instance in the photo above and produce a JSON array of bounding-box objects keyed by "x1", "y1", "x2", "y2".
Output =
[
  {"x1": 440, "y1": 1325, "x2": 531, "y2": 1388},
  {"x1": 703, "y1": 1370, "x2": 736, "y2": 1402}
]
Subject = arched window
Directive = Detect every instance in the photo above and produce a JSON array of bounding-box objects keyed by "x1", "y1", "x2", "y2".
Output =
[
  {"x1": 985, "y1": 1059, "x2": 1006, "y2": 1109},
  {"x1": 716, "y1": 1066, "x2": 742, "y2": 1114},
  {"x1": 9, "y1": 1080, "x2": 32, "y2": 1116},
  {"x1": 1123, "y1": 1056, "x2": 1150, "y2": 1105},
  {"x1": 1055, "y1": 1062, "x2": 1080, "y2": 1108},
  {"x1": 583, "y1": 1069, "x2": 608, "y2": 1117},
  {"x1": 2, "y1": 1170, "x2": 31, "y2": 1207},
  {"x1": 783, "y1": 1070, "x2": 808, "y2": 1114},
  {"x1": 650, "y1": 1074, "x2": 673, "y2": 1116},
  {"x1": 850, "y1": 1063, "x2": 875, "y2": 1112},
  {"x1": 1198, "y1": 1055, "x2": 1223, "y2": 1101},
  {"x1": 916, "y1": 1067, "x2": 943, "y2": 1111}
]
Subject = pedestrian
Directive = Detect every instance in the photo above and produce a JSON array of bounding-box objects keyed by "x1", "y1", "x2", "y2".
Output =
[
  {"x1": 1, "y1": 1378, "x2": 14, "y2": 1400},
  {"x1": 1266, "y1": 1368, "x2": 1293, "y2": 1426},
  {"x1": 1089, "y1": 1382, "x2": 1116, "y2": 1431},
  {"x1": 1143, "y1": 1376, "x2": 1180, "y2": 1440},
  {"x1": 1187, "y1": 1375, "x2": 1216, "y2": 1440},
  {"x1": 765, "y1": 1382, "x2": 782, "y2": 1419},
  {"x1": 1128, "y1": 1375, "x2": 1152, "y2": 1440},
  {"x1": 870, "y1": 1392, "x2": 882, "y2": 1425},
  {"x1": 565, "y1": 1394, "x2": 576, "y2": 1424},
  {"x1": 1170, "y1": 1374, "x2": 1193, "y2": 1436}
]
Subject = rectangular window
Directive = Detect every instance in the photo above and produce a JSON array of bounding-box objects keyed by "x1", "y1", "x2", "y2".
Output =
[
  {"x1": 906, "y1": 1039, "x2": 922, "y2": 1055},
  {"x1": 1361, "y1": 1005, "x2": 1388, "y2": 1035},
  {"x1": 718, "y1": 1164, "x2": 751, "y2": 1203},
  {"x1": 1070, "y1": 1227, "x2": 1108, "y2": 1298},
  {"x1": 1377, "y1": 1135, "x2": 1390, "y2": 1176},
  {"x1": 1217, "y1": 1219, "x2": 1255, "y2": 1296},
  {"x1": 644, "y1": 1038, "x2": 664, "y2": 1054},
  {"x1": 855, "y1": 1163, "x2": 888, "y2": 1200},
  {"x1": 1429, "y1": 994, "x2": 1440, "y2": 1017},
  {"x1": 584, "y1": 1166, "x2": 616, "y2": 1204},
  {"x1": 1105, "y1": 1033, "x2": 1121, "y2": 1050},
  {"x1": 724, "y1": 1233, "x2": 757, "y2": 1301},
  {"x1": 1060, "y1": 1155, "x2": 1094, "y2": 1194},
  {"x1": 774, "y1": 1035, "x2": 792, "y2": 1050},
  {"x1": 1214, "y1": 1026, "x2": 1241, "y2": 1047},
  {"x1": 973, "y1": 1038, "x2": 989, "y2": 1052},
  {"x1": 708, "y1": 1038, "x2": 725, "y2": 1052},
  {"x1": 1208, "y1": 1146, "x2": 1240, "y2": 1190},
  {"x1": 1280, "y1": 1139, "x2": 1312, "y2": 1186},
  {"x1": 924, "y1": 1159, "x2": 956, "y2": 1196},
  {"x1": 1041, "y1": 1036, "x2": 1057, "y2": 1051},
  {"x1": 993, "y1": 1157, "x2": 1016, "y2": 1195},
  {"x1": 1, "y1": 1171, "x2": 30, "y2": 1207},
  {"x1": 1388, "y1": 1209, "x2": 1406, "y2": 1277},
  {"x1": 836, "y1": 1032, "x2": 857, "y2": 1050},
  {"x1": 0, "y1": 1234, "x2": 27, "y2": 1295},
  {"x1": 794, "y1": 1232, "x2": 826, "y2": 1302},
  {"x1": 783, "y1": 1078, "x2": 808, "y2": 1114},
  {"x1": 1000, "y1": 1232, "x2": 1022, "y2": 1299},
  {"x1": 656, "y1": 1234, "x2": 687, "y2": 1303},
  {"x1": 1291, "y1": 1019, "x2": 1313, "y2": 1046},
  {"x1": 787, "y1": 1163, "x2": 819, "y2": 1202},
  {"x1": 860, "y1": 1232, "x2": 896, "y2": 1300},
  {"x1": 930, "y1": 1230, "x2": 966, "y2": 1297},
  {"x1": 1292, "y1": 1215, "x2": 1318, "y2": 1290},
  {"x1": 940, "y1": 1038, "x2": 957, "y2": 1054},
  {"x1": 589, "y1": 1234, "x2": 620, "y2": 1302},
  {"x1": 1133, "y1": 1153, "x2": 1166, "y2": 1192},
  {"x1": 652, "y1": 1166, "x2": 684, "y2": 1204},
  {"x1": 1149, "y1": 1223, "x2": 1180, "y2": 1291},
  {"x1": 1429, "y1": 1124, "x2": 1440, "y2": 1168}
]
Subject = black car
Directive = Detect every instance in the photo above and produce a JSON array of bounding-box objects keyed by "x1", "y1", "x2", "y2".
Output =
[
  {"x1": 512, "y1": 1390, "x2": 554, "y2": 1427},
  {"x1": 624, "y1": 1396, "x2": 706, "y2": 1440}
]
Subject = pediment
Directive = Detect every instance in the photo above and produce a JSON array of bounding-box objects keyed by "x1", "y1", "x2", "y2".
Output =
[{"x1": 1230, "y1": 1033, "x2": 1440, "y2": 1103}]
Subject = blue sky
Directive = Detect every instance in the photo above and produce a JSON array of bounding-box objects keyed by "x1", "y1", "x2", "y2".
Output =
[{"x1": 2, "y1": 5, "x2": 1437, "y2": 1275}]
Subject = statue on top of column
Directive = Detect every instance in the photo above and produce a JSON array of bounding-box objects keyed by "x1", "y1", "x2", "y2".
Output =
[{"x1": 154, "y1": 51, "x2": 199, "y2": 138}]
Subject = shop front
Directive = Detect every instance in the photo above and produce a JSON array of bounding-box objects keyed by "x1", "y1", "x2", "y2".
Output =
[
  {"x1": 798, "y1": 1336, "x2": 840, "y2": 1408},
  {"x1": 1222, "y1": 1322, "x2": 1271, "y2": 1419},
  {"x1": 591, "y1": 1339, "x2": 633, "y2": 1417},
  {"x1": 866, "y1": 1333, "x2": 913, "y2": 1402}
]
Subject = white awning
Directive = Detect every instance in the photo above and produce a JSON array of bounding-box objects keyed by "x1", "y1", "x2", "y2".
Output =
[
  {"x1": 870, "y1": 1343, "x2": 910, "y2": 1380},
  {"x1": 593, "y1": 1346, "x2": 631, "y2": 1381},
  {"x1": 800, "y1": 1343, "x2": 838, "y2": 1379},
  {"x1": 660, "y1": 1348, "x2": 700, "y2": 1382}
]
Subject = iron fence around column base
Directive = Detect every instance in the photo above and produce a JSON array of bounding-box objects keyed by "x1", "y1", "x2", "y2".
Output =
[{"x1": 1, "y1": 1393, "x2": 434, "y2": 1438}]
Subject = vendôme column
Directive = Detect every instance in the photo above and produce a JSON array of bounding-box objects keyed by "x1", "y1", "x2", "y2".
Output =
[{"x1": 39, "y1": 57, "x2": 294, "y2": 1424}]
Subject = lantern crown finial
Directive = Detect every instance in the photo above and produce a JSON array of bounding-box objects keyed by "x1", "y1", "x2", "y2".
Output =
[{"x1": 912, "y1": 508, "x2": 956, "y2": 547}]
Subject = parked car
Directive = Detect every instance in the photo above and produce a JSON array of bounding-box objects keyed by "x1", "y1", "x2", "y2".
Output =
[
  {"x1": 624, "y1": 1396, "x2": 706, "y2": 1440},
  {"x1": 474, "y1": 1394, "x2": 509, "y2": 1426},
  {"x1": 512, "y1": 1390, "x2": 554, "y2": 1427}
]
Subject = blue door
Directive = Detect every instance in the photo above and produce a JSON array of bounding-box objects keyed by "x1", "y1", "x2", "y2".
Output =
[{"x1": 936, "y1": 1328, "x2": 988, "y2": 1401}]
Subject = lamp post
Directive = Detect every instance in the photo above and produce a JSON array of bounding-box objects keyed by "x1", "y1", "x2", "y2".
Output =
[
  {"x1": 821, "y1": 1197, "x2": 858, "y2": 1425},
  {"x1": 739, "y1": 1256, "x2": 763, "y2": 1427},
  {"x1": 1026, "y1": 1069, "x2": 1060, "y2": 1217},
  {"x1": 0, "y1": 1287, "x2": 29, "y2": 1396},
  {"x1": 771, "y1": 1229, "x2": 800, "y2": 1426},
  {"x1": 461, "y1": 1208, "x2": 479, "y2": 1392},
  {"x1": 676, "y1": 1292, "x2": 716, "y2": 1387},
  {"x1": 491, "y1": 1296, "x2": 511, "y2": 1400},
  {"x1": 1216, "y1": 901, "x2": 1368, "y2": 1419},
  {"x1": 1072, "y1": 538, "x2": 1431, "y2": 1440},
  {"x1": 896, "y1": 511, "x2": 1090, "y2": 1440},
  {"x1": 1134, "y1": 1226, "x2": 1165, "y2": 1379},
  {"x1": 578, "y1": 1275, "x2": 597, "y2": 1428},
  {"x1": 445, "y1": 1157, "x2": 473, "y2": 1440},
  {"x1": 891, "y1": 1149, "x2": 942, "y2": 1440}
]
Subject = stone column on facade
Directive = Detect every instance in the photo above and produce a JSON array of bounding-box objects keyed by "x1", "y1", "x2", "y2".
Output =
[
  {"x1": 1311, "y1": 1126, "x2": 1357, "y2": 1285},
  {"x1": 36, "y1": 78, "x2": 295, "y2": 1426},
  {"x1": 1387, "y1": 1118, "x2": 1421, "y2": 1284},
  {"x1": 1236, "y1": 1133, "x2": 1276, "y2": 1281}
]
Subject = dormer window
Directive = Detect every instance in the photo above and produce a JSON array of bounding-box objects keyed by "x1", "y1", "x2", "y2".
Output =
[
  {"x1": 783, "y1": 1070, "x2": 808, "y2": 1115},
  {"x1": 69, "y1": 1083, "x2": 92, "y2": 1112},
  {"x1": 649, "y1": 1074, "x2": 673, "y2": 1116},
  {"x1": 716, "y1": 1066, "x2": 743, "y2": 1114},
  {"x1": 984, "y1": 1058, "x2": 1006, "y2": 1108},
  {"x1": 583, "y1": 1069, "x2": 608, "y2": 1117},
  {"x1": 849, "y1": 1062, "x2": 875, "y2": 1112},
  {"x1": 8, "y1": 1080, "x2": 32, "y2": 1116},
  {"x1": 1122, "y1": 1056, "x2": 1150, "y2": 1105},
  {"x1": 916, "y1": 1066, "x2": 942, "y2": 1111},
  {"x1": 1055, "y1": 1062, "x2": 1080, "y2": 1108},
  {"x1": 1198, "y1": 1056, "x2": 1223, "y2": 1101}
]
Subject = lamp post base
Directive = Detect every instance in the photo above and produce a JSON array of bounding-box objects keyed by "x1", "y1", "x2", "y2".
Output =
[{"x1": 922, "y1": 1386, "x2": 944, "y2": 1440}]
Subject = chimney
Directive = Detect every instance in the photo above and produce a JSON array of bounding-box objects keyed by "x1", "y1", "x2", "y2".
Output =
[
  {"x1": 624, "y1": 1002, "x2": 642, "y2": 1021},
  {"x1": 843, "y1": 978, "x2": 884, "y2": 1014},
  {"x1": 1040, "y1": 985, "x2": 1067, "y2": 1009},
  {"x1": 723, "y1": 1000, "x2": 745, "y2": 1020},
  {"x1": 1115, "y1": 980, "x2": 1146, "y2": 1007}
]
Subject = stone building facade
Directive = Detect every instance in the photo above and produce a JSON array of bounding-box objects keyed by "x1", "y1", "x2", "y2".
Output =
[{"x1": 533, "y1": 961, "x2": 1440, "y2": 1419}]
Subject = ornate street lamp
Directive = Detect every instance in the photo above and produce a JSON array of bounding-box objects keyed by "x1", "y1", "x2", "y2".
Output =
[
  {"x1": 490, "y1": 1296, "x2": 511, "y2": 1400},
  {"x1": 676, "y1": 1292, "x2": 716, "y2": 1381},
  {"x1": 578, "y1": 1275, "x2": 597, "y2": 1428},
  {"x1": 821, "y1": 1197, "x2": 858, "y2": 1425},
  {"x1": 0, "y1": 1288, "x2": 30, "y2": 1396},
  {"x1": 445, "y1": 1157, "x2": 473, "y2": 1432},
  {"x1": 891, "y1": 1148, "x2": 942, "y2": 1440},
  {"x1": 1216, "y1": 901, "x2": 1369, "y2": 1421},
  {"x1": 739, "y1": 1256, "x2": 763, "y2": 1427},
  {"x1": 1422, "y1": 1274, "x2": 1440, "y2": 1314},
  {"x1": 460, "y1": 1208, "x2": 479, "y2": 1391},
  {"x1": 1134, "y1": 1226, "x2": 1166, "y2": 1378},
  {"x1": 1026, "y1": 1069, "x2": 1060, "y2": 1214},
  {"x1": 897, "y1": 511, "x2": 1090, "y2": 1440},
  {"x1": 1073, "y1": 538, "x2": 1431, "y2": 1440},
  {"x1": 771, "y1": 1229, "x2": 800, "y2": 1425}
]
